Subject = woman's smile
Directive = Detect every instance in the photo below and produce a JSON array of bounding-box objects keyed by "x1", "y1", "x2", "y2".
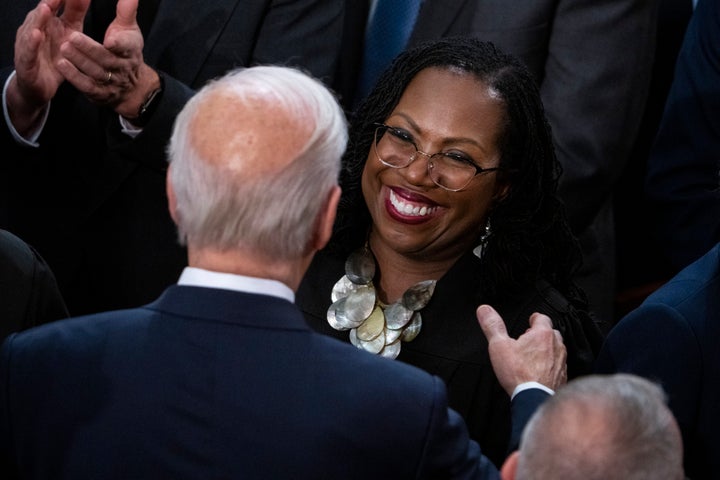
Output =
[{"x1": 386, "y1": 187, "x2": 440, "y2": 222}]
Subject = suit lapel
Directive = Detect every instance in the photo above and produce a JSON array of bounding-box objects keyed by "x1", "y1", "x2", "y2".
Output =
[
  {"x1": 409, "y1": 0, "x2": 473, "y2": 44},
  {"x1": 144, "y1": 0, "x2": 240, "y2": 86}
]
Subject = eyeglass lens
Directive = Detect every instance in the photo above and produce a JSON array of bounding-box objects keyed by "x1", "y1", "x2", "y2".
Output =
[{"x1": 373, "y1": 125, "x2": 477, "y2": 191}]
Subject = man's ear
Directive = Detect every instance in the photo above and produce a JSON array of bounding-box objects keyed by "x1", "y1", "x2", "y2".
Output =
[
  {"x1": 166, "y1": 165, "x2": 178, "y2": 226},
  {"x1": 310, "y1": 185, "x2": 341, "y2": 252},
  {"x1": 500, "y1": 450, "x2": 519, "y2": 480}
]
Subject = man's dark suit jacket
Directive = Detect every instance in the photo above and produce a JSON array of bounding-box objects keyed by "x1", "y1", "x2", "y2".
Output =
[
  {"x1": 0, "y1": 0, "x2": 343, "y2": 316},
  {"x1": 595, "y1": 242, "x2": 720, "y2": 478},
  {"x1": 335, "y1": 0, "x2": 657, "y2": 325},
  {"x1": 0, "y1": 285, "x2": 547, "y2": 479},
  {"x1": 0, "y1": 230, "x2": 68, "y2": 341},
  {"x1": 645, "y1": 0, "x2": 720, "y2": 273}
]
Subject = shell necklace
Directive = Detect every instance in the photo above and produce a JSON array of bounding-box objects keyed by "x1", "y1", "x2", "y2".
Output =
[{"x1": 326, "y1": 245, "x2": 437, "y2": 359}]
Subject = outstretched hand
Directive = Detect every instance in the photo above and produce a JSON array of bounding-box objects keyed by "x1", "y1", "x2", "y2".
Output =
[{"x1": 476, "y1": 304, "x2": 567, "y2": 396}]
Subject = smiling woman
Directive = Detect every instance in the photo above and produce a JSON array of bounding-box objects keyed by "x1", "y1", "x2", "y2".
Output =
[
  {"x1": 297, "y1": 37, "x2": 605, "y2": 467},
  {"x1": 361, "y1": 67, "x2": 507, "y2": 277}
]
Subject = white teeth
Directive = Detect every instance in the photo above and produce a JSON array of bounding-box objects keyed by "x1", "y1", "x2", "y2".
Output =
[{"x1": 389, "y1": 190, "x2": 436, "y2": 217}]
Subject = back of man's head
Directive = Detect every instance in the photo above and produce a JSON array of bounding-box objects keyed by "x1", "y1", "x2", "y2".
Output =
[
  {"x1": 167, "y1": 66, "x2": 347, "y2": 260},
  {"x1": 506, "y1": 373, "x2": 684, "y2": 480}
]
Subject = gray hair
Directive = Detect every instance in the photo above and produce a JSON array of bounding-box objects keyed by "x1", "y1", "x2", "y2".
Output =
[
  {"x1": 167, "y1": 66, "x2": 347, "y2": 259},
  {"x1": 517, "y1": 373, "x2": 684, "y2": 480}
]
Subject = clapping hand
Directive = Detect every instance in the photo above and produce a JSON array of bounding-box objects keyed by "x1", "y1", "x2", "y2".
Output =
[
  {"x1": 56, "y1": 0, "x2": 159, "y2": 118},
  {"x1": 9, "y1": 0, "x2": 90, "y2": 135}
]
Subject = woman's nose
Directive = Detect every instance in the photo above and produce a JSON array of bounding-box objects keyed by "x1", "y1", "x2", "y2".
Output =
[{"x1": 403, "y1": 151, "x2": 435, "y2": 186}]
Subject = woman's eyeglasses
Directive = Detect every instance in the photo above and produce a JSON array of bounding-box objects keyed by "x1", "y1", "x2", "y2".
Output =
[{"x1": 372, "y1": 124, "x2": 502, "y2": 192}]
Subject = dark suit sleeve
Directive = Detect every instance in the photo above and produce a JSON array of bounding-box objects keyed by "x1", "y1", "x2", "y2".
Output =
[
  {"x1": 644, "y1": 0, "x2": 720, "y2": 271},
  {"x1": 420, "y1": 377, "x2": 500, "y2": 479},
  {"x1": 507, "y1": 388, "x2": 551, "y2": 453},
  {"x1": 594, "y1": 303, "x2": 701, "y2": 436},
  {"x1": 419, "y1": 380, "x2": 548, "y2": 478},
  {"x1": 543, "y1": 0, "x2": 657, "y2": 232},
  {"x1": 105, "y1": 73, "x2": 195, "y2": 173}
]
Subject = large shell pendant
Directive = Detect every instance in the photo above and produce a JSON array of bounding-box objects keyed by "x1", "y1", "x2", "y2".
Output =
[
  {"x1": 344, "y1": 246, "x2": 375, "y2": 284},
  {"x1": 326, "y1": 246, "x2": 436, "y2": 360}
]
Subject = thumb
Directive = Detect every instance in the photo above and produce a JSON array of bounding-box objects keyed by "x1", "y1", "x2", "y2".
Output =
[
  {"x1": 114, "y1": 0, "x2": 139, "y2": 27},
  {"x1": 476, "y1": 304, "x2": 509, "y2": 342}
]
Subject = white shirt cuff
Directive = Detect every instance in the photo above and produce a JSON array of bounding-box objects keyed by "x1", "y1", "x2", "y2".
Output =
[
  {"x1": 3, "y1": 70, "x2": 49, "y2": 147},
  {"x1": 511, "y1": 381, "x2": 555, "y2": 400},
  {"x1": 119, "y1": 114, "x2": 143, "y2": 138}
]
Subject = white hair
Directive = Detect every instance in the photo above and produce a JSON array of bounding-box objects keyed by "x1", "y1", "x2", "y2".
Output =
[
  {"x1": 167, "y1": 66, "x2": 347, "y2": 259},
  {"x1": 517, "y1": 373, "x2": 684, "y2": 480}
]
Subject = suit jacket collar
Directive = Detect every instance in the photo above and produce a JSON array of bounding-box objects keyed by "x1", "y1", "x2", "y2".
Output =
[{"x1": 147, "y1": 285, "x2": 311, "y2": 332}]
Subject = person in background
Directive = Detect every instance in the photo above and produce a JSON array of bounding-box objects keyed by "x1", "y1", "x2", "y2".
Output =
[
  {"x1": 502, "y1": 373, "x2": 684, "y2": 480},
  {"x1": 0, "y1": 229, "x2": 68, "y2": 341},
  {"x1": 0, "y1": 0, "x2": 343, "y2": 315},
  {"x1": 613, "y1": 0, "x2": 695, "y2": 318},
  {"x1": 602, "y1": 3, "x2": 720, "y2": 473},
  {"x1": 644, "y1": 0, "x2": 720, "y2": 274},
  {"x1": 334, "y1": 0, "x2": 659, "y2": 326},
  {"x1": 298, "y1": 37, "x2": 605, "y2": 467},
  {"x1": 595, "y1": 241, "x2": 720, "y2": 478},
  {"x1": 0, "y1": 65, "x2": 567, "y2": 480}
]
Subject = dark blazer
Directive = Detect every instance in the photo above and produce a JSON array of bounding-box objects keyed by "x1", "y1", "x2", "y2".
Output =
[
  {"x1": 644, "y1": 0, "x2": 720, "y2": 273},
  {"x1": 335, "y1": 0, "x2": 658, "y2": 325},
  {"x1": 0, "y1": 230, "x2": 68, "y2": 341},
  {"x1": 595, "y1": 242, "x2": 720, "y2": 479},
  {"x1": 0, "y1": 285, "x2": 546, "y2": 479},
  {"x1": 0, "y1": 0, "x2": 343, "y2": 316}
]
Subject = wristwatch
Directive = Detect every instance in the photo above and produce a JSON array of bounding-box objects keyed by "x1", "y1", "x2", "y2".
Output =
[{"x1": 131, "y1": 74, "x2": 164, "y2": 127}]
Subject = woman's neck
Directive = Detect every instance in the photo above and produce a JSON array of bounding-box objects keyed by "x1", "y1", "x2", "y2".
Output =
[{"x1": 368, "y1": 237, "x2": 460, "y2": 304}]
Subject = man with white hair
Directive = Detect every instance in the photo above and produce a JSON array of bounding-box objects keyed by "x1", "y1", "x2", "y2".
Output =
[
  {"x1": 0, "y1": 65, "x2": 565, "y2": 479},
  {"x1": 501, "y1": 373, "x2": 685, "y2": 480}
]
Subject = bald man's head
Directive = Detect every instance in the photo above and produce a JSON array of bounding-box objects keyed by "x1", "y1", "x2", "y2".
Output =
[
  {"x1": 188, "y1": 88, "x2": 312, "y2": 179},
  {"x1": 167, "y1": 66, "x2": 347, "y2": 258}
]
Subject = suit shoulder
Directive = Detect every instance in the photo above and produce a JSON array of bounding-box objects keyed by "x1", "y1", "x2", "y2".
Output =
[
  {"x1": 3, "y1": 308, "x2": 153, "y2": 357},
  {"x1": 0, "y1": 229, "x2": 38, "y2": 276},
  {"x1": 642, "y1": 247, "x2": 720, "y2": 313}
]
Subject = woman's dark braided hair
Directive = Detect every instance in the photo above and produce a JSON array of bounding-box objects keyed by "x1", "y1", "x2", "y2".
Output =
[{"x1": 331, "y1": 36, "x2": 586, "y2": 305}]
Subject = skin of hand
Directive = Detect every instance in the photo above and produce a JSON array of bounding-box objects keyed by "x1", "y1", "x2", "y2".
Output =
[
  {"x1": 8, "y1": 0, "x2": 90, "y2": 135},
  {"x1": 56, "y1": 0, "x2": 160, "y2": 118},
  {"x1": 476, "y1": 304, "x2": 567, "y2": 395}
]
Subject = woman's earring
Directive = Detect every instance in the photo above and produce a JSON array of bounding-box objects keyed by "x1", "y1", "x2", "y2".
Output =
[{"x1": 473, "y1": 219, "x2": 492, "y2": 260}]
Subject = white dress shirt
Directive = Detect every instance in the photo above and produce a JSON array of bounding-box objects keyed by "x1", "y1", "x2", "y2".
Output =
[{"x1": 177, "y1": 266, "x2": 294, "y2": 303}]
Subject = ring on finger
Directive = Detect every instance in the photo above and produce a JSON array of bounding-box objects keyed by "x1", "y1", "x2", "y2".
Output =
[{"x1": 103, "y1": 70, "x2": 113, "y2": 84}]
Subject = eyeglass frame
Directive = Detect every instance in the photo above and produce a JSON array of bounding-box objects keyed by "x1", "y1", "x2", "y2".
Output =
[{"x1": 371, "y1": 123, "x2": 504, "y2": 192}]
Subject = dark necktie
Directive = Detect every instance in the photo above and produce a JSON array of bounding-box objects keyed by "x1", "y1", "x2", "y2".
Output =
[{"x1": 355, "y1": 0, "x2": 422, "y2": 104}]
